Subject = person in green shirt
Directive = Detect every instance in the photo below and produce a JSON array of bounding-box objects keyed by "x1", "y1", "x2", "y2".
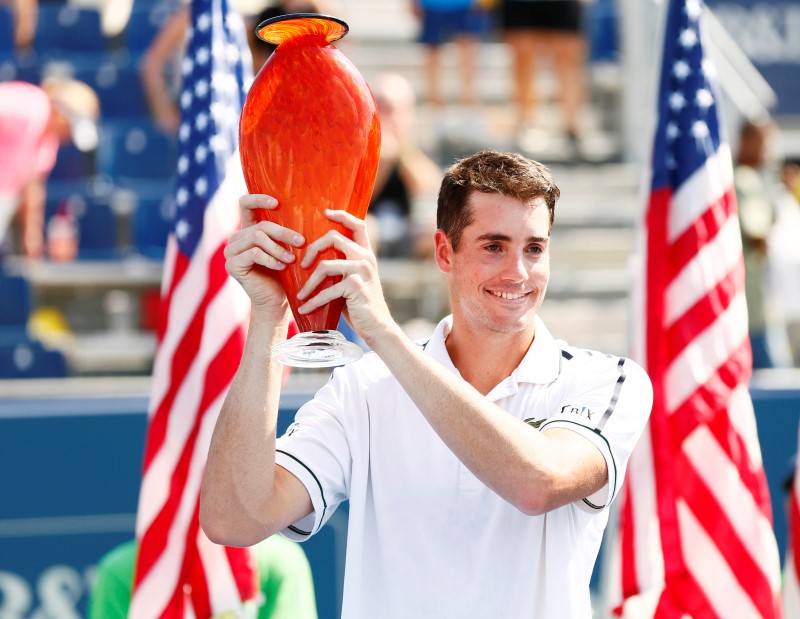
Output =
[{"x1": 87, "y1": 535, "x2": 318, "y2": 619}]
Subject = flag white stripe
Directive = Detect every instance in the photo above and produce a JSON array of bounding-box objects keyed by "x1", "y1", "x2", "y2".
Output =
[
  {"x1": 677, "y1": 499, "x2": 762, "y2": 618},
  {"x1": 668, "y1": 143, "x2": 733, "y2": 242},
  {"x1": 664, "y1": 292, "x2": 748, "y2": 412},
  {"x1": 130, "y1": 390, "x2": 227, "y2": 618},
  {"x1": 197, "y1": 529, "x2": 246, "y2": 613},
  {"x1": 629, "y1": 426, "x2": 665, "y2": 596},
  {"x1": 727, "y1": 384, "x2": 765, "y2": 469},
  {"x1": 664, "y1": 215, "x2": 743, "y2": 327},
  {"x1": 684, "y1": 426, "x2": 782, "y2": 589},
  {"x1": 783, "y1": 549, "x2": 800, "y2": 617}
]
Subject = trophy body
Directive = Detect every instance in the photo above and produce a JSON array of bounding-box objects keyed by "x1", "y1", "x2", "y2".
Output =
[{"x1": 239, "y1": 14, "x2": 381, "y2": 367}]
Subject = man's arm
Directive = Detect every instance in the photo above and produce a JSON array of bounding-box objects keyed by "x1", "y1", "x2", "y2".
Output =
[
  {"x1": 200, "y1": 195, "x2": 313, "y2": 547},
  {"x1": 365, "y1": 330, "x2": 609, "y2": 515},
  {"x1": 296, "y1": 211, "x2": 615, "y2": 515}
]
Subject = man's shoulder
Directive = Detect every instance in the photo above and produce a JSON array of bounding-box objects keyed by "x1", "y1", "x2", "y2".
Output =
[{"x1": 556, "y1": 342, "x2": 650, "y2": 383}]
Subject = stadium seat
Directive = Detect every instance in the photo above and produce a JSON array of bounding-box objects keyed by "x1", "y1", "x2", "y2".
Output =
[
  {"x1": 45, "y1": 193, "x2": 119, "y2": 260},
  {"x1": 50, "y1": 144, "x2": 92, "y2": 181},
  {"x1": 0, "y1": 334, "x2": 67, "y2": 379},
  {"x1": 0, "y1": 49, "x2": 43, "y2": 84},
  {"x1": 132, "y1": 193, "x2": 175, "y2": 259},
  {"x1": 34, "y1": 5, "x2": 107, "y2": 54},
  {"x1": 96, "y1": 120, "x2": 177, "y2": 185},
  {"x1": 0, "y1": 6, "x2": 13, "y2": 53},
  {"x1": 73, "y1": 61, "x2": 149, "y2": 119},
  {"x1": 0, "y1": 272, "x2": 32, "y2": 330}
]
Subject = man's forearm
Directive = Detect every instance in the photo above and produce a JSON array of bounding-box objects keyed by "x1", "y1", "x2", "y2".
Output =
[
  {"x1": 200, "y1": 311, "x2": 289, "y2": 546},
  {"x1": 367, "y1": 327, "x2": 606, "y2": 514}
]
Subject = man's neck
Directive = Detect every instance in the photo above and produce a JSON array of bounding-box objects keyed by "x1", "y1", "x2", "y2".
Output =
[{"x1": 444, "y1": 319, "x2": 535, "y2": 396}]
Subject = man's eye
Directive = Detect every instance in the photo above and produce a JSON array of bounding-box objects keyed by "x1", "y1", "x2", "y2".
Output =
[
  {"x1": 486, "y1": 244, "x2": 501, "y2": 252},
  {"x1": 527, "y1": 245, "x2": 543, "y2": 254}
]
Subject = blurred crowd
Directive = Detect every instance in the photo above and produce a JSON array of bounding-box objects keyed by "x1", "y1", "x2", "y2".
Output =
[{"x1": 1, "y1": 0, "x2": 799, "y2": 378}]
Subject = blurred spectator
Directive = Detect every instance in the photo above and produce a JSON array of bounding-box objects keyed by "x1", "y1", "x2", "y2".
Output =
[
  {"x1": 735, "y1": 119, "x2": 789, "y2": 369},
  {"x1": 768, "y1": 157, "x2": 800, "y2": 366},
  {"x1": 140, "y1": 3, "x2": 190, "y2": 134},
  {"x1": 0, "y1": 79, "x2": 99, "y2": 260},
  {"x1": 410, "y1": 0, "x2": 491, "y2": 108},
  {"x1": 142, "y1": 1, "x2": 328, "y2": 134},
  {"x1": 2, "y1": 0, "x2": 37, "y2": 48},
  {"x1": 368, "y1": 72, "x2": 441, "y2": 259},
  {"x1": 501, "y1": 0, "x2": 588, "y2": 155},
  {"x1": 87, "y1": 535, "x2": 318, "y2": 618}
]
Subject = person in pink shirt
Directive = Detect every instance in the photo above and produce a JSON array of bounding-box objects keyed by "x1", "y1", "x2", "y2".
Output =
[{"x1": 0, "y1": 78, "x2": 98, "y2": 259}]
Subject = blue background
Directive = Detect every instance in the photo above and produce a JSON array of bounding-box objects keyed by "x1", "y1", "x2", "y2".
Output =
[{"x1": 1, "y1": 385, "x2": 798, "y2": 618}]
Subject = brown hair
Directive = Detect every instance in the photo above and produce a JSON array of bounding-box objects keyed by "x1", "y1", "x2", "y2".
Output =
[{"x1": 437, "y1": 150, "x2": 560, "y2": 251}]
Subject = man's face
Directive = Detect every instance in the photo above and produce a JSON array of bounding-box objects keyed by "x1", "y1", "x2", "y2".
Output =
[{"x1": 435, "y1": 191, "x2": 551, "y2": 335}]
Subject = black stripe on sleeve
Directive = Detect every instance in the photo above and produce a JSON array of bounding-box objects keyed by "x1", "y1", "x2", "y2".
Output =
[
  {"x1": 540, "y1": 418, "x2": 618, "y2": 506},
  {"x1": 595, "y1": 358, "x2": 626, "y2": 433},
  {"x1": 276, "y1": 449, "x2": 327, "y2": 534}
]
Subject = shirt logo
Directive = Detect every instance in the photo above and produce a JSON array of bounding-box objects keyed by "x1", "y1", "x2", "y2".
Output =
[
  {"x1": 523, "y1": 417, "x2": 546, "y2": 429},
  {"x1": 560, "y1": 404, "x2": 596, "y2": 420},
  {"x1": 285, "y1": 421, "x2": 301, "y2": 437}
]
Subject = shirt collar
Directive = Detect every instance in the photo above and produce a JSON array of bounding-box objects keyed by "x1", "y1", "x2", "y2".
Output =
[{"x1": 424, "y1": 315, "x2": 562, "y2": 386}]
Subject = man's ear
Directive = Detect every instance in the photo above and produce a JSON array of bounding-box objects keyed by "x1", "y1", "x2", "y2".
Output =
[{"x1": 434, "y1": 229, "x2": 453, "y2": 273}]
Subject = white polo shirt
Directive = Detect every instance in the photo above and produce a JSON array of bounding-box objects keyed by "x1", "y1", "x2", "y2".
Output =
[{"x1": 275, "y1": 315, "x2": 652, "y2": 619}]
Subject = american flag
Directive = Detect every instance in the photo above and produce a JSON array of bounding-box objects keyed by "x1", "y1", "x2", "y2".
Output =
[
  {"x1": 607, "y1": 0, "x2": 782, "y2": 616},
  {"x1": 130, "y1": 0, "x2": 259, "y2": 615}
]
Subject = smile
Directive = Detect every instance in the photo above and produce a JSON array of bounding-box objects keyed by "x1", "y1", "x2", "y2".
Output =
[{"x1": 490, "y1": 291, "x2": 529, "y2": 300}]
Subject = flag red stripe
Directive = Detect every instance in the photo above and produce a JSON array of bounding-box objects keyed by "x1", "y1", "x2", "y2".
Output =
[
  {"x1": 662, "y1": 260, "x2": 743, "y2": 363},
  {"x1": 142, "y1": 243, "x2": 228, "y2": 472},
  {"x1": 646, "y1": 189, "x2": 690, "y2": 591},
  {"x1": 676, "y1": 459, "x2": 778, "y2": 616},
  {"x1": 665, "y1": 188, "x2": 736, "y2": 281},
  {"x1": 186, "y1": 501, "x2": 212, "y2": 619},
  {"x1": 792, "y1": 489, "x2": 800, "y2": 582},
  {"x1": 667, "y1": 341, "x2": 751, "y2": 441},
  {"x1": 704, "y1": 403, "x2": 773, "y2": 521},
  {"x1": 225, "y1": 545, "x2": 258, "y2": 601},
  {"x1": 654, "y1": 571, "x2": 714, "y2": 619}
]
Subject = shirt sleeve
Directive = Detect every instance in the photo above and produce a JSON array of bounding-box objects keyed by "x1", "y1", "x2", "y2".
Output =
[
  {"x1": 539, "y1": 355, "x2": 653, "y2": 514},
  {"x1": 275, "y1": 368, "x2": 355, "y2": 541}
]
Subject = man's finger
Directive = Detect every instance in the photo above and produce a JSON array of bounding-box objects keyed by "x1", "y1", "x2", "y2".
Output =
[
  {"x1": 239, "y1": 194, "x2": 278, "y2": 228},
  {"x1": 325, "y1": 209, "x2": 372, "y2": 249}
]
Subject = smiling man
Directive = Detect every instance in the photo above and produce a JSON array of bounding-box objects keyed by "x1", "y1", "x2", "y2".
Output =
[{"x1": 200, "y1": 149, "x2": 653, "y2": 618}]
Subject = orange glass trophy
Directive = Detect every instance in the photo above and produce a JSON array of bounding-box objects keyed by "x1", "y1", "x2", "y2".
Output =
[{"x1": 239, "y1": 14, "x2": 381, "y2": 367}]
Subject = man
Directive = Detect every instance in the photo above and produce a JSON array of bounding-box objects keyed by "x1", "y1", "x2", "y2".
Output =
[{"x1": 200, "y1": 150, "x2": 652, "y2": 617}]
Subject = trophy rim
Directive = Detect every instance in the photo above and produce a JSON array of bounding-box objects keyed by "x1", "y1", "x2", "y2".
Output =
[{"x1": 256, "y1": 13, "x2": 349, "y2": 45}]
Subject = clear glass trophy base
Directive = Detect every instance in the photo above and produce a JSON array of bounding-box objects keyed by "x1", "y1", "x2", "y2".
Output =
[{"x1": 272, "y1": 330, "x2": 364, "y2": 368}]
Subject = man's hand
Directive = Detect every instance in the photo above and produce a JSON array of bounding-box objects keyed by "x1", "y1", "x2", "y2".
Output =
[
  {"x1": 295, "y1": 209, "x2": 395, "y2": 345},
  {"x1": 225, "y1": 194, "x2": 306, "y2": 312}
]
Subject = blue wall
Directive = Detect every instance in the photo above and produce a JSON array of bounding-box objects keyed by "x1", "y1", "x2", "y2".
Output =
[{"x1": 1, "y1": 384, "x2": 798, "y2": 617}]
